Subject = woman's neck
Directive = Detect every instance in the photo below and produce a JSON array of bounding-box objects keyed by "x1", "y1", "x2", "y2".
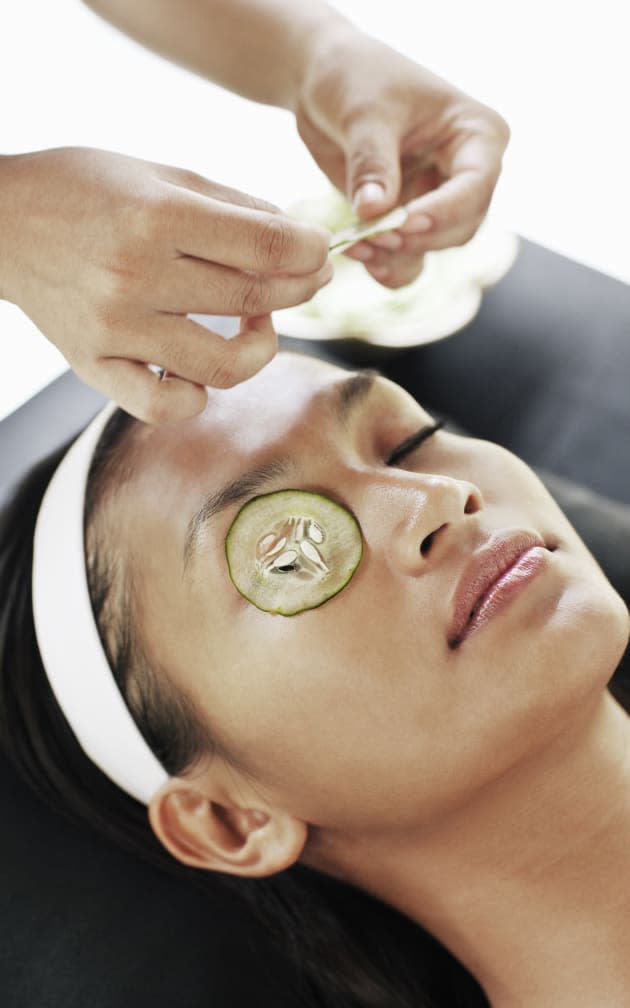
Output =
[{"x1": 314, "y1": 689, "x2": 630, "y2": 1007}]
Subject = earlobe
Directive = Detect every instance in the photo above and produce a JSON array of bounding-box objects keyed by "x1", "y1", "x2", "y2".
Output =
[{"x1": 148, "y1": 781, "x2": 308, "y2": 877}]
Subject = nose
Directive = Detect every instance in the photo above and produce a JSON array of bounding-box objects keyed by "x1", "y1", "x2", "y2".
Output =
[{"x1": 383, "y1": 473, "x2": 483, "y2": 576}]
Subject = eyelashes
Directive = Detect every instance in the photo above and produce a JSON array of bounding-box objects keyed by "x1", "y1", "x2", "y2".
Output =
[{"x1": 385, "y1": 419, "x2": 445, "y2": 468}]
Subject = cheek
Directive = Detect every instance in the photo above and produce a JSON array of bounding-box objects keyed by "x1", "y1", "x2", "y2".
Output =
[
  {"x1": 472, "y1": 444, "x2": 553, "y2": 515},
  {"x1": 191, "y1": 604, "x2": 421, "y2": 817},
  {"x1": 471, "y1": 445, "x2": 601, "y2": 567},
  {"x1": 205, "y1": 600, "x2": 486, "y2": 830}
]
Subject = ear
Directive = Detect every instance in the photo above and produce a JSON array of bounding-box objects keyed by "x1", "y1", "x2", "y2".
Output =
[{"x1": 148, "y1": 779, "x2": 308, "y2": 877}]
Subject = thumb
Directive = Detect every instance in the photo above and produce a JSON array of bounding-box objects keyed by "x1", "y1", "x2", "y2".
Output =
[{"x1": 345, "y1": 115, "x2": 402, "y2": 219}]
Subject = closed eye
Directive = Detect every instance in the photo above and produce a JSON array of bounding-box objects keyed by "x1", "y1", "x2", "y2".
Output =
[{"x1": 385, "y1": 420, "x2": 445, "y2": 468}]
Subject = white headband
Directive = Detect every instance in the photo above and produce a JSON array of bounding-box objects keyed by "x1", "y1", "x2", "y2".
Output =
[{"x1": 32, "y1": 403, "x2": 169, "y2": 805}]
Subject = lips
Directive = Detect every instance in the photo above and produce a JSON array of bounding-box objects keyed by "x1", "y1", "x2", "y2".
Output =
[{"x1": 448, "y1": 531, "x2": 549, "y2": 648}]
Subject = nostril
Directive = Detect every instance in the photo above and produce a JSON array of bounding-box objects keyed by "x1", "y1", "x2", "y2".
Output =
[
  {"x1": 420, "y1": 532, "x2": 435, "y2": 556},
  {"x1": 420, "y1": 523, "x2": 447, "y2": 557},
  {"x1": 464, "y1": 492, "x2": 481, "y2": 515}
]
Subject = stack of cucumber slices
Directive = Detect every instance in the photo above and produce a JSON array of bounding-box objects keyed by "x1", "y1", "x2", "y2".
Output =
[{"x1": 273, "y1": 188, "x2": 518, "y2": 348}]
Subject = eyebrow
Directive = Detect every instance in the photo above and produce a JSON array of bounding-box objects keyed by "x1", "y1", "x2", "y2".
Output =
[
  {"x1": 335, "y1": 368, "x2": 381, "y2": 426},
  {"x1": 182, "y1": 367, "x2": 381, "y2": 570}
]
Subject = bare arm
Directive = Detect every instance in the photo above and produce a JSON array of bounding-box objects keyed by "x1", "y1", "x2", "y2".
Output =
[
  {"x1": 1, "y1": 1, "x2": 508, "y2": 425},
  {"x1": 82, "y1": 0, "x2": 509, "y2": 290},
  {"x1": 82, "y1": 0, "x2": 353, "y2": 110}
]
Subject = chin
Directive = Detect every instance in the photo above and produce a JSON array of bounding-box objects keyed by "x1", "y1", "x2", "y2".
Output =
[
  {"x1": 492, "y1": 572, "x2": 628, "y2": 764},
  {"x1": 542, "y1": 574, "x2": 630, "y2": 709}
]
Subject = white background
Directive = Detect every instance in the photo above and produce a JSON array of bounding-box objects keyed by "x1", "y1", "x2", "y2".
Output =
[{"x1": 2, "y1": 0, "x2": 628, "y2": 419}]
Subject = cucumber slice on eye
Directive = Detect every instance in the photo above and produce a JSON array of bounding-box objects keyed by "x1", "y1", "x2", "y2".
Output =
[{"x1": 225, "y1": 489, "x2": 363, "y2": 615}]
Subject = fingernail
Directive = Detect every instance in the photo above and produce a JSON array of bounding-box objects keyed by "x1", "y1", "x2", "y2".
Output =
[
  {"x1": 370, "y1": 265, "x2": 390, "y2": 281},
  {"x1": 405, "y1": 213, "x2": 433, "y2": 234},
  {"x1": 346, "y1": 242, "x2": 375, "y2": 262},
  {"x1": 369, "y1": 231, "x2": 404, "y2": 251},
  {"x1": 353, "y1": 181, "x2": 386, "y2": 210}
]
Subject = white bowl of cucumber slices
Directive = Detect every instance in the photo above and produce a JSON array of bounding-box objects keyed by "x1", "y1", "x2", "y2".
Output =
[{"x1": 273, "y1": 189, "x2": 518, "y2": 349}]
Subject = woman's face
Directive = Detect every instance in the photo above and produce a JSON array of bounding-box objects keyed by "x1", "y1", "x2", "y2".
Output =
[{"x1": 122, "y1": 352, "x2": 629, "y2": 835}]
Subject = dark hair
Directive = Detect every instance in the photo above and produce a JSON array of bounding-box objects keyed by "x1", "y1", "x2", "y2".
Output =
[{"x1": 1, "y1": 414, "x2": 627, "y2": 1007}]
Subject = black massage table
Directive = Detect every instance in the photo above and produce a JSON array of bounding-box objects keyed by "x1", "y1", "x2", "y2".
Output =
[{"x1": 2, "y1": 237, "x2": 629, "y2": 1007}]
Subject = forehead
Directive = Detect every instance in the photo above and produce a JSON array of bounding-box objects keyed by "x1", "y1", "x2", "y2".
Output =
[
  {"x1": 204, "y1": 351, "x2": 343, "y2": 448},
  {"x1": 144, "y1": 352, "x2": 354, "y2": 465},
  {"x1": 128, "y1": 353, "x2": 356, "y2": 517}
]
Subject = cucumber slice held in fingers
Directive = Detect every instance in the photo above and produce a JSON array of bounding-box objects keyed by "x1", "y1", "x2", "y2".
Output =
[{"x1": 225, "y1": 489, "x2": 363, "y2": 615}]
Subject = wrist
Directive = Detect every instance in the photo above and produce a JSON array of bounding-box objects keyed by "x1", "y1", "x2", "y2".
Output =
[
  {"x1": 285, "y1": 9, "x2": 359, "y2": 114},
  {"x1": 0, "y1": 153, "x2": 23, "y2": 304},
  {"x1": 293, "y1": 21, "x2": 396, "y2": 128},
  {"x1": 0, "y1": 150, "x2": 50, "y2": 308}
]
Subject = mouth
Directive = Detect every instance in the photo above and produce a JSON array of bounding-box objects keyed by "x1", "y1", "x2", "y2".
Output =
[{"x1": 448, "y1": 531, "x2": 554, "y2": 649}]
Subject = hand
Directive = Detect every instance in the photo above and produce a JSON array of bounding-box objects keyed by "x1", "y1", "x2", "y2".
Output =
[
  {"x1": 295, "y1": 29, "x2": 510, "y2": 288},
  {"x1": 0, "y1": 147, "x2": 331, "y2": 422}
]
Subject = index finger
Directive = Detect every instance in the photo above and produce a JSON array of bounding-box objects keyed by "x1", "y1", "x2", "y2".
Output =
[{"x1": 167, "y1": 187, "x2": 331, "y2": 276}]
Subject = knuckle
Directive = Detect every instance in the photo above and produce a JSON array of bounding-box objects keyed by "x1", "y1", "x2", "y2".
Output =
[
  {"x1": 129, "y1": 186, "x2": 176, "y2": 246},
  {"x1": 453, "y1": 221, "x2": 480, "y2": 249},
  {"x1": 339, "y1": 101, "x2": 374, "y2": 136},
  {"x1": 101, "y1": 258, "x2": 140, "y2": 304},
  {"x1": 348, "y1": 145, "x2": 386, "y2": 180},
  {"x1": 247, "y1": 194, "x2": 280, "y2": 215},
  {"x1": 226, "y1": 186, "x2": 279, "y2": 216},
  {"x1": 239, "y1": 272, "x2": 270, "y2": 315},
  {"x1": 389, "y1": 264, "x2": 424, "y2": 289},
  {"x1": 136, "y1": 382, "x2": 171, "y2": 425},
  {"x1": 90, "y1": 309, "x2": 125, "y2": 357},
  {"x1": 312, "y1": 228, "x2": 333, "y2": 268},
  {"x1": 174, "y1": 167, "x2": 208, "y2": 192},
  {"x1": 205, "y1": 351, "x2": 240, "y2": 389},
  {"x1": 152, "y1": 334, "x2": 186, "y2": 376},
  {"x1": 302, "y1": 271, "x2": 328, "y2": 304},
  {"x1": 69, "y1": 354, "x2": 100, "y2": 391},
  {"x1": 57, "y1": 323, "x2": 92, "y2": 370},
  {"x1": 493, "y1": 110, "x2": 511, "y2": 146},
  {"x1": 475, "y1": 100, "x2": 511, "y2": 146},
  {"x1": 373, "y1": 252, "x2": 425, "y2": 289},
  {"x1": 254, "y1": 215, "x2": 293, "y2": 270},
  {"x1": 403, "y1": 234, "x2": 430, "y2": 256},
  {"x1": 101, "y1": 233, "x2": 158, "y2": 306}
]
